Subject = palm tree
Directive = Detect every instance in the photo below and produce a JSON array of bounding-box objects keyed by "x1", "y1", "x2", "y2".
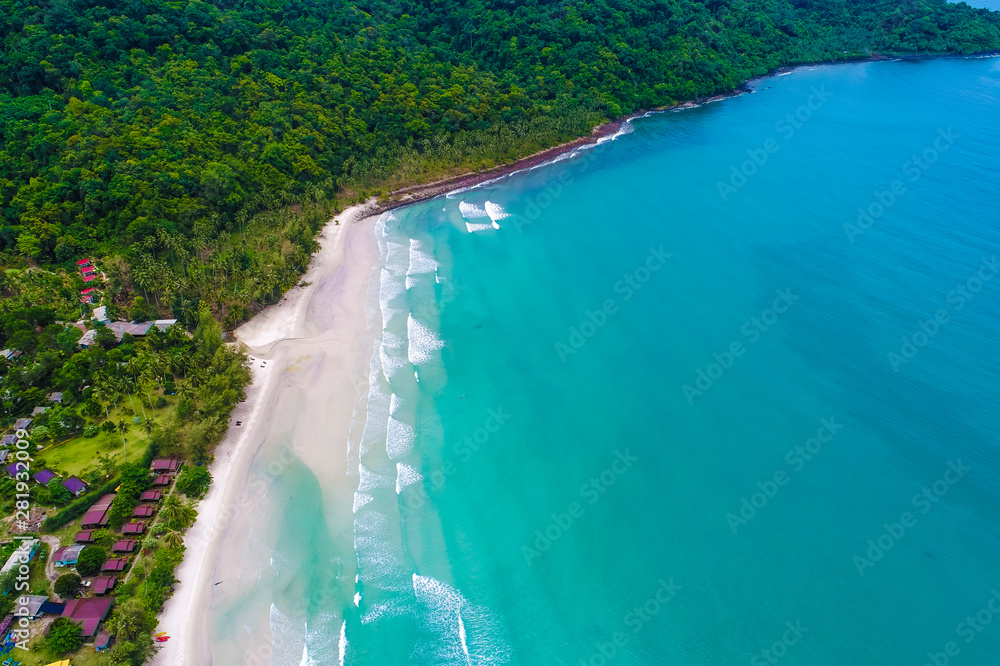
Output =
[
  {"x1": 108, "y1": 597, "x2": 148, "y2": 641},
  {"x1": 116, "y1": 420, "x2": 128, "y2": 459},
  {"x1": 162, "y1": 529, "x2": 185, "y2": 549},
  {"x1": 160, "y1": 495, "x2": 197, "y2": 530},
  {"x1": 142, "y1": 418, "x2": 155, "y2": 436}
]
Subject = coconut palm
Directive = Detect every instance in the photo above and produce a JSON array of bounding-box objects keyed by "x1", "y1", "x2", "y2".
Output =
[{"x1": 160, "y1": 495, "x2": 197, "y2": 530}]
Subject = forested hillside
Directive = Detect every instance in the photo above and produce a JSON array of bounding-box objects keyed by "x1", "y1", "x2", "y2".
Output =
[{"x1": 1, "y1": 0, "x2": 999, "y2": 323}]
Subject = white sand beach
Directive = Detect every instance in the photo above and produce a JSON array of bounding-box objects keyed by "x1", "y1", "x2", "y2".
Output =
[{"x1": 151, "y1": 201, "x2": 380, "y2": 665}]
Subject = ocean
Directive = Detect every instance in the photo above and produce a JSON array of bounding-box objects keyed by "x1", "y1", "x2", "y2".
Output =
[{"x1": 210, "y1": 56, "x2": 1000, "y2": 665}]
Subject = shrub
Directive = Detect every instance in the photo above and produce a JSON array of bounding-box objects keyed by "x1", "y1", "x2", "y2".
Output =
[
  {"x1": 83, "y1": 424, "x2": 99, "y2": 437},
  {"x1": 175, "y1": 465, "x2": 211, "y2": 498},
  {"x1": 47, "y1": 617, "x2": 83, "y2": 653},
  {"x1": 75, "y1": 545, "x2": 106, "y2": 577},
  {"x1": 54, "y1": 573, "x2": 81, "y2": 598},
  {"x1": 155, "y1": 397, "x2": 168, "y2": 408}
]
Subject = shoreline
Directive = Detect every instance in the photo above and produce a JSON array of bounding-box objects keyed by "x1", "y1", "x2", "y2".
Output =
[
  {"x1": 151, "y1": 201, "x2": 378, "y2": 665},
  {"x1": 367, "y1": 50, "x2": 999, "y2": 216}
]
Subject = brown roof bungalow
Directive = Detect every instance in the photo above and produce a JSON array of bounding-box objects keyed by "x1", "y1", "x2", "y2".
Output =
[
  {"x1": 93, "y1": 576, "x2": 117, "y2": 596},
  {"x1": 111, "y1": 540, "x2": 137, "y2": 554},
  {"x1": 62, "y1": 596, "x2": 113, "y2": 637},
  {"x1": 140, "y1": 489, "x2": 163, "y2": 502},
  {"x1": 152, "y1": 474, "x2": 171, "y2": 486},
  {"x1": 132, "y1": 504, "x2": 155, "y2": 518},
  {"x1": 150, "y1": 458, "x2": 181, "y2": 473},
  {"x1": 122, "y1": 521, "x2": 146, "y2": 535},
  {"x1": 101, "y1": 558, "x2": 127, "y2": 573}
]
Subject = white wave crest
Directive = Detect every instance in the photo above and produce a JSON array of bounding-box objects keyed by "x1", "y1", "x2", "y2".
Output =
[
  {"x1": 395, "y1": 462, "x2": 424, "y2": 494},
  {"x1": 387, "y1": 414, "x2": 415, "y2": 459},
  {"x1": 407, "y1": 314, "x2": 444, "y2": 365},
  {"x1": 484, "y1": 201, "x2": 509, "y2": 229}
]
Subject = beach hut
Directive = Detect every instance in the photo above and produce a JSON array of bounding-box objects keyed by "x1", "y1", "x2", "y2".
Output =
[
  {"x1": 132, "y1": 504, "x2": 155, "y2": 518},
  {"x1": 62, "y1": 596, "x2": 113, "y2": 637},
  {"x1": 4, "y1": 462, "x2": 22, "y2": 479},
  {"x1": 47, "y1": 392, "x2": 64, "y2": 403},
  {"x1": 150, "y1": 458, "x2": 181, "y2": 474},
  {"x1": 75, "y1": 530, "x2": 94, "y2": 543},
  {"x1": 81, "y1": 266, "x2": 96, "y2": 276},
  {"x1": 82, "y1": 274, "x2": 95, "y2": 283},
  {"x1": 140, "y1": 489, "x2": 163, "y2": 502},
  {"x1": 0, "y1": 434, "x2": 16, "y2": 447},
  {"x1": 93, "y1": 575, "x2": 117, "y2": 596},
  {"x1": 13, "y1": 417, "x2": 32, "y2": 430},
  {"x1": 101, "y1": 558, "x2": 127, "y2": 573},
  {"x1": 152, "y1": 474, "x2": 171, "y2": 486},
  {"x1": 80, "y1": 493, "x2": 116, "y2": 528},
  {"x1": 112, "y1": 540, "x2": 137, "y2": 554},
  {"x1": 63, "y1": 476, "x2": 87, "y2": 496},
  {"x1": 122, "y1": 521, "x2": 146, "y2": 535}
]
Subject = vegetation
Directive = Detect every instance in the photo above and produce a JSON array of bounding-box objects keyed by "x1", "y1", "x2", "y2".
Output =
[
  {"x1": 46, "y1": 617, "x2": 84, "y2": 654},
  {"x1": 174, "y1": 464, "x2": 211, "y2": 498},
  {"x1": 54, "y1": 572, "x2": 82, "y2": 598},
  {"x1": 76, "y1": 544, "x2": 106, "y2": 577},
  {"x1": 1, "y1": 0, "x2": 998, "y2": 324}
]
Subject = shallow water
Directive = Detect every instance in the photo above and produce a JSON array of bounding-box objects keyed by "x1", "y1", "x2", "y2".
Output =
[{"x1": 211, "y1": 56, "x2": 1000, "y2": 665}]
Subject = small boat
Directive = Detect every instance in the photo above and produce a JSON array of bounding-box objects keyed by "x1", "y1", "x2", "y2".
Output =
[{"x1": 154, "y1": 632, "x2": 167, "y2": 637}]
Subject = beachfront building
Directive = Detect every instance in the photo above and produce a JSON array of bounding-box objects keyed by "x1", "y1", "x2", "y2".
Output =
[
  {"x1": 111, "y1": 540, "x2": 137, "y2": 554},
  {"x1": 101, "y1": 558, "x2": 127, "y2": 573},
  {"x1": 92, "y1": 575, "x2": 117, "y2": 596},
  {"x1": 75, "y1": 530, "x2": 94, "y2": 543},
  {"x1": 80, "y1": 493, "x2": 116, "y2": 529},
  {"x1": 52, "y1": 545, "x2": 85, "y2": 567},
  {"x1": 61, "y1": 596, "x2": 113, "y2": 638},
  {"x1": 78, "y1": 319, "x2": 179, "y2": 348},
  {"x1": 150, "y1": 458, "x2": 181, "y2": 474},
  {"x1": 132, "y1": 504, "x2": 155, "y2": 518},
  {"x1": 152, "y1": 474, "x2": 171, "y2": 486},
  {"x1": 140, "y1": 489, "x2": 163, "y2": 502},
  {"x1": 122, "y1": 521, "x2": 146, "y2": 535}
]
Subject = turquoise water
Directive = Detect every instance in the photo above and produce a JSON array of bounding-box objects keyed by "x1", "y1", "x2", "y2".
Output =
[{"x1": 218, "y1": 57, "x2": 1000, "y2": 665}]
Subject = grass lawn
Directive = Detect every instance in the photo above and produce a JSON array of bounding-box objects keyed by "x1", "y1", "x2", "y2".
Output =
[{"x1": 36, "y1": 393, "x2": 179, "y2": 479}]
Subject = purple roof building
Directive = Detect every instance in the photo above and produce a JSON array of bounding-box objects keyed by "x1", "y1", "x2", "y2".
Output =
[
  {"x1": 33, "y1": 469, "x2": 56, "y2": 485},
  {"x1": 63, "y1": 476, "x2": 87, "y2": 496}
]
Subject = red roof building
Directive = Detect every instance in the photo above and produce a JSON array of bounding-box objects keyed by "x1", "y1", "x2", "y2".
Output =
[
  {"x1": 140, "y1": 490, "x2": 163, "y2": 502},
  {"x1": 76, "y1": 259, "x2": 90, "y2": 267},
  {"x1": 150, "y1": 458, "x2": 181, "y2": 473},
  {"x1": 122, "y1": 521, "x2": 146, "y2": 535},
  {"x1": 152, "y1": 474, "x2": 171, "y2": 486},
  {"x1": 80, "y1": 266, "x2": 96, "y2": 276},
  {"x1": 75, "y1": 530, "x2": 94, "y2": 543},
  {"x1": 101, "y1": 558, "x2": 127, "y2": 572},
  {"x1": 132, "y1": 504, "x2": 155, "y2": 518},
  {"x1": 62, "y1": 596, "x2": 113, "y2": 636},
  {"x1": 93, "y1": 576, "x2": 117, "y2": 596},
  {"x1": 82, "y1": 275, "x2": 95, "y2": 283},
  {"x1": 112, "y1": 540, "x2": 137, "y2": 553}
]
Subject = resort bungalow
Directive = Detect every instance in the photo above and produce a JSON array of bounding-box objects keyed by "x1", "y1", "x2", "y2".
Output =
[
  {"x1": 80, "y1": 266, "x2": 96, "y2": 277},
  {"x1": 80, "y1": 493, "x2": 116, "y2": 529},
  {"x1": 82, "y1": 274, "x2": 95, "y2": 283},
  {"x1": 47, "y1": 392, "x2": 63, "y2": 403},
  {"x1": 31, "y1": 406, "x2": 47, "y2": 416},
  {"x1": 101, "y1": 558, "x2": 127, "y2": 573},
  {"x1": 52, "y1": 545, "x2": 85, "y2": 567},
  {"x1": 0, "y1": 434, "x2": 15, "y2": 447},
  {"x1": 13, "y1": 418, "x2": 32, "y2": 430},
  {"x1": 140, "y1": 489, "x2": 163, "y2": 502},
  {"x1": 95, "y1": 630, "x2": 114, "y2": 651},
  {"x1": 34, "y1": 469, "x2": 56, "y2": 485},
  {"x1": 150, "y1": 458, "x2": 181, "y2": 474},
  {"x1": 92, "y1": 576, "x2": 117, "y2": 596},
  {"x1": 62, "y1": 596, "x2": 113, "y2": 638},
  {"x1": 122, "y1": 521, "x2": 146, "y2": 536},
  {"x1": 4, "y1": 463, "x2": 22, "y2": 479},
  {"x1": 75, "y1": 530, "x2": 94, "y2": 543},
  {"x1": 132, "y1": 504, "x2": 155, "y2": 519},
  {"x1": 111, "y1": 540, "x2": 137, "y2": 554},
  {"x1": 152, "y1": 474, "x2": 171, "y2": 486},
  {"x1": 76, "y1": 258, "x2": 91, "y2": 268},
  {"x1": 63, "y1": 476, "x2": 87, "y2": 496}
]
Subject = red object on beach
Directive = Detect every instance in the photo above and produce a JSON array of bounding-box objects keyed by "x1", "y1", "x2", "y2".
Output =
[{"x1": 156, "y1": 636, "x2": 170, "y2": 642}]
